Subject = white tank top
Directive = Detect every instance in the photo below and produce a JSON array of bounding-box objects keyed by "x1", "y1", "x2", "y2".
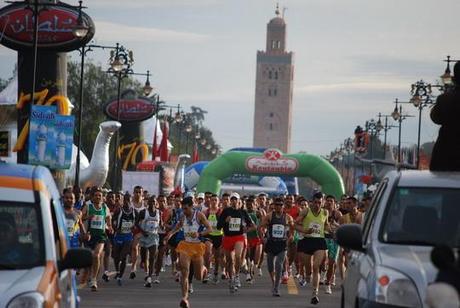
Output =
[
  {"x1": 142, "y1": 209, "x2": 160, "y2": 234},
  {"x1": 183, "y1": 211, "x2": 201, "y2": 243}
]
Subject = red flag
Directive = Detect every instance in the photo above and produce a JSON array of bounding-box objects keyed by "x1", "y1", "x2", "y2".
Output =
[
  {"x1": 159, "y1": 121, "x2": 169, "y2": 162},
  {"x1": 192, "y1": 141, "x2": 199, "y2": 163},
  {"x1": 152, "y1": 118, "x2": 159, "y2": 160}
]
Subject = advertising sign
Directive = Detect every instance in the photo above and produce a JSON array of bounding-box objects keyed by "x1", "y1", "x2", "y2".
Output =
[
  {"x1": 29, "y1": 105, "x2": 56, "y2": 166},
  {"x1": 0, "y1": 2, "x2": 95, "y2": 51},
  {"x1": 104, "y1": 97, "x2": 156, "y2": 122},
  {"x1": 245, "y1": 148, "x2": 299, "y2": 174},
  {"x1": 53, "y1": 115, "x2": 74, "y2": 169}
]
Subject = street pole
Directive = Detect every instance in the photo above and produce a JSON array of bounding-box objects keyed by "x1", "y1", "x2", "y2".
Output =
[
  {"x1": 113, "y1": 71, "x2": 122, "y2": 191},
  {"x1": 383, "y1": 116, "x2": 388, "y2": 160},
  {"x1": 416, "y1": 106, "x2": 422, "y2": 169},
  {"x1": 75, "y1": 46, "x2": 86, "y2": 186},
  {"x1": 398, "y1": 116, "x2": 402, "y2": 164}
]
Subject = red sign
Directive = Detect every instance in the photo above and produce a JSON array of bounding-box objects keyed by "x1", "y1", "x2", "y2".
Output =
[
  {"x1": 0, "y1": 2, "x2": 94, "y2": 51},
  {"x1": 104, "y1": 98, "x2": 156, "y2": 122},
  {"x1": 246, "y1": 148, "x2": 299, "y2": 174}
]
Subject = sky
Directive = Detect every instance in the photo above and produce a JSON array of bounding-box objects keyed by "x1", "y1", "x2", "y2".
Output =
[{"x1": 1, "y1": 0, "x2": 460, "y2": 156}]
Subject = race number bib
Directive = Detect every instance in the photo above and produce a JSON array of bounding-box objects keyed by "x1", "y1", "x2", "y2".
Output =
[
  {"x1": 209, "y1": 220, "x2": 217, "y2": 228},
  {"x1": 120, "y1": 221, "x2": 133, "y2": 233},
  {"x1": 229, "y1": 218, "x2": 241, "y2": 232},
  {"x1": 183, "y1": 224, "x2": 199, "y2": 242},
  {"x1": 145, "y1": 220, "x2": 159, "y2": 233},
  {"x1": 90, "y1": 215, "x2": 104, "y2": 230},
  {"x1": 271, "y1": 224, "x2": 285, "y2": 239},
  {"x1": 309, "y1": 222, "x2": 321, "y2": 237},
  {"x1": 66, "y1": 219, "x2": 76, "y2": 235}
]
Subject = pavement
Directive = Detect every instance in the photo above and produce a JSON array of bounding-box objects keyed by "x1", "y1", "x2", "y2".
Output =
[{"x1": 79, "y1": 264, "x2": 342, "y2": 308}]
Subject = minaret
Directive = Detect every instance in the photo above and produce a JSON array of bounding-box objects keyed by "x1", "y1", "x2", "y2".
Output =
[{"x1": 253, "y1": 5, "x2": 294, "y2": 153}]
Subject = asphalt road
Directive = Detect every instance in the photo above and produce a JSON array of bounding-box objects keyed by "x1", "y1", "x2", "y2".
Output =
[{"x1": 79, "y1": 264, "x2": 342, "y2": 308}]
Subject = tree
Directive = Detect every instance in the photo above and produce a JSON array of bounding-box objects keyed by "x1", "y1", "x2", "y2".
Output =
[{"x1": 67, "y1": 60, "x2": 142, "y2": 160}]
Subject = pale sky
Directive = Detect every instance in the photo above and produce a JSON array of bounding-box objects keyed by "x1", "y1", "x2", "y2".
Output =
[{"x1": 1, "y1": 0, "x2": 460, "y2": 155}]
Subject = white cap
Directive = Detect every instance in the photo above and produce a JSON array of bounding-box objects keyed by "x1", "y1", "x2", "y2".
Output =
[
  {"x1": 230, "y1": 192, "x2": 240, "y2": 199},
  {"x1": 196, "y1": 192, "x2": 205, "y2": 199}
]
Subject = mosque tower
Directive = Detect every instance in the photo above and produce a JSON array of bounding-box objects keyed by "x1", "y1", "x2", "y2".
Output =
[{"x1": 253, "y1": 5, "x2": 294, "y2": 153}]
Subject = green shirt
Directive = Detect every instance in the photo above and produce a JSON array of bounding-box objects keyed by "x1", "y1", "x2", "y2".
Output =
[
  {"x1": 88, "y1": 203, "x2": 108, "y2": 237},
  {"x1": 302, "y1": 208, "x2": 327, "y2": 238}
]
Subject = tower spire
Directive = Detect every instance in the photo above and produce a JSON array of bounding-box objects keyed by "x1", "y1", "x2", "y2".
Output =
[{"x1": 275, "y1": 3, "x2": 280, "y2": 16}]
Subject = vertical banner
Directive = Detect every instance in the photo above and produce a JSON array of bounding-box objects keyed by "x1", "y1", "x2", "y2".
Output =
[
  {"x1": 54, "y1": 115, "x2": 74, "y2": 169},
  {"x1": 29, "y1": 105, "x2": 56, "y2": 166}
]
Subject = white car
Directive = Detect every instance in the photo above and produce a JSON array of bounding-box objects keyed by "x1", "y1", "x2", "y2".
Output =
[
  {"x1": 0, "y1": 163, "x2": 92, "y2": 308},
  {"x1": 337, "y1": 170, "x2": 460, "y2": 308}
]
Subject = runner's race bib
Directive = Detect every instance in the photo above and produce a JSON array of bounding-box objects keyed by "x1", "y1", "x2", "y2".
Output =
[
  {"x1": 183, "y1": 224, "x2": 199, "y2": 242},
  {"x1": 90, "y1": 215, "x2": 104, "y2": 230},
  {"x1": 229, "y1": 217, "x2": 241, "y2": 232},
  {"x1": 66, "y1": 219, "x2": 76, "y2": 235},
  {"x1": 121, "y1": 221, "x2": 133, "y2": 234},
  {"x1": 272, "y1": 224, "x2": 285, "y2": 239},
  {"x1": 145, "y1": 219, "x2": 159, "y2": 233},
  {"x1": 309, "y1": 222, "x2": 321, "y2": 237}
]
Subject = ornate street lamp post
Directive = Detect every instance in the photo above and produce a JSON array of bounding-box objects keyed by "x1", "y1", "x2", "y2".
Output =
[{"x1": 391, "y1": 99, "x2": 414, "y2": 164}]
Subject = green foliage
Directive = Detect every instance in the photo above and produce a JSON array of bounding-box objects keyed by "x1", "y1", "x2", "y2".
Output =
[{"x1": 67, "y1": 60, "x2": 142, "y2": 160}]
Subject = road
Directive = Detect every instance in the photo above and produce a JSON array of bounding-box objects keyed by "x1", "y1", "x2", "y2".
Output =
[{"x1": 79, "y1": 266, "x2": 342, "y2": 308}]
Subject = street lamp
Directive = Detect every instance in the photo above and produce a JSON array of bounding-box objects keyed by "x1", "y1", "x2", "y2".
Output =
[
  {"x1": 440, "y1": 55, "x2": 459, "y2": 91},
  {"x1": 391, "y1": 99, "x2": 414, "y2": 164},
  {"x1": 376, "y1": 113, "x2": 397, "y2": 160},
  {"x1": 108, "y1": 43, "x2": 134, "y2": 191},
  {"x1": 365, "y1": 118, "x2": 381, "y2": 160},
  {"x1": 410, "y1": 80, "x2": 436, "y2": 169}
]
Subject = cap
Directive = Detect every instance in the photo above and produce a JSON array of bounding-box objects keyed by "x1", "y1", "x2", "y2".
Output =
[
  {"x1": 197, "y1": 192, "x2": 205, "y2": 199},
  {"x1": 257, "y1": 192, "x2": 267, "y2": 197},
  {"x1": 230, "y1": 192, "x2": 240, "y2": 200}
]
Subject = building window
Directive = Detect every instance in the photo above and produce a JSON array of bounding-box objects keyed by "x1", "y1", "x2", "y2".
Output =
[
  {"x1": 273, "y1": 88, "x2": 277, "y2": 96},
  {"x1": 268, "y1": 89, "x2": 272, "y2": 96},
  {"x1": 274, "y1": 71, "x2": 278, "y2": 79},
  {"x1": 271, "y1": 40, "x2": 276, "y2": 49},
  {"x1": 269, "y1": 123, "x2": 273, "y2": 131},
  {"x1": 268, "y1": 71, "x2": 272, "y2": 79},
  {"x1": 277, "y1": 41, "x2": 281, "y2": 49}
]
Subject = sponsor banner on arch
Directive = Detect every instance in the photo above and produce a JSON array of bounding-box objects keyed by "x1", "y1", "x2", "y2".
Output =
[{"x1": 245, "y1": 148, "x2": 299, "y2": 174}]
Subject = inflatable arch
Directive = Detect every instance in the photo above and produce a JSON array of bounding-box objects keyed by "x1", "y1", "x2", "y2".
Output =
[{"x1": 196, "y1": 149, "x2": 345, "y2": 199}]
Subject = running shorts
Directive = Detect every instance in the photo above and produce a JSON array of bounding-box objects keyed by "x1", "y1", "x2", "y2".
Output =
[
  {"x1": 222, "y1": 234, "x2": 246, "y2": 252},
  {"x1": 325, "y1": 238, "x2": 339, "y2": 261},
  {"x1": 205, "y1": 234, "x2": 223, "y2": 249},
  {"x1": 176, "y1": 241, "x2": 206, "y2": 259},
  {"x1": 297, "y1": 238, "x2": 327, "y2": 255},
  {"x1": 87, "y1": 234, "x2": 107, "y2": 250},
  {"x1": 248, "y1": 237, "x2": 262, "y2": 248}
]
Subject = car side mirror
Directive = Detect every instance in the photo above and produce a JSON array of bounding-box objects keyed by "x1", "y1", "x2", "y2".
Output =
[
  {"x1": 59, "y1": 248, "x2": 92, "y2": 272},
  {"x1": 336, "y1": 224, "x2": 366, "y2": 253}
]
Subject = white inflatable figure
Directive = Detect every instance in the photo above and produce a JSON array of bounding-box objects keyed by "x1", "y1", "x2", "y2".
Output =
[{"x1": 65, "y1": 121, "x2": 121, "y2": 188}]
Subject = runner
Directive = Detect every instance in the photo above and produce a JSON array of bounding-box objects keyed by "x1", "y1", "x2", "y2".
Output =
[
  {"x1": 81, "y1": 187, "x2": 113, "y2": 291},
  {"x1": 102, "y1": 191, "x2": 117, "y2": 283},
  {"x1": 204, "y1": 194, "x2": 224, "y2": 284},
  {"x1": 245, "y1": 196, "x2": 264, "y2": 283},
  {"x1": 138, "y1": 195, "x2": 162, "y2": 287},
  {"x1": 130, "y1": 185, "x2": 146, "y2": 279},
  {"x1": 164, "y1": 196, "x2": 212, "y2": 308},
  {"x1": 258, "y1": 197, "x2": 294, "y2": 296},
  {"x1": 154, "y1": 194, "x2": 170, "y2": 284},
  {"x1": 217, "y1": 192, "x2": 255, "y2": 293},
  {"x1": 296, "y1": 192, "x2": 329, "y2": 305},
  {"x1": 165, "y1": 194, "x2": 184, "y2": 281},
  {"x1": 63, "y1": 188, "x2": 87, "y2": 249},
  {"x1": 323, "y1": 195, "x2": 342, "y2": 294},
  {"x1": 283, "y1": 194, "x2": 300, "y2": 283},
  {"x1": 111, "y1": 193, "x2": 136, "y2": 286}
]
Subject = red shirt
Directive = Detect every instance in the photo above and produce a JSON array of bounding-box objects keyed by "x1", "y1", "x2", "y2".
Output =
[{"x1": 285, "y1": 205, "x2": 300, "y2": 220}]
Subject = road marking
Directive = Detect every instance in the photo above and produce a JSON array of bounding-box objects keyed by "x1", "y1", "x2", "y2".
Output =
[{"x1": 287, "y1": 276, "x2": 298, "y2": 295}]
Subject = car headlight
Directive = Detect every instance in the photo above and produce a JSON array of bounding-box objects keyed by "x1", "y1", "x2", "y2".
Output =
[
  {"x1": 7, "y1": 292, "x2": 44, "y2": 308},
  {"x1": 374, "y1": 266, "x2": 421, "y2": 307}
]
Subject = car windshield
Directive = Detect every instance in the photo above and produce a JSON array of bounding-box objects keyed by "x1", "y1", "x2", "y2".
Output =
[
  {"x1": 381, "y1": 187, "x2": 460, "y2": 248},
  {"x1": 0, "y1": 202, "x2": 45, "y2": 269}
]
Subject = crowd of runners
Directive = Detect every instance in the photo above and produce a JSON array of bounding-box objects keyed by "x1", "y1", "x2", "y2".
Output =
[{"x1": 62, "y1": 185, "x2": 370, "y2": 307}]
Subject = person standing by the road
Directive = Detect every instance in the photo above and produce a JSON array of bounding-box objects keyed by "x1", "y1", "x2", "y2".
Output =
[
  {"x1": 138, "y1": 195, "x2": 162, "y2": 287},
  {"x1": 217, "y1": 192, "x2": 255, "y2": 293},
  {"x1": 164, "y1": 197, "x2": 212, "y2": 308},
  {"x1": 82, "y1": 187, "x2": 113, "y2": 291},
  {"x1": 430, "y1": 61, "x2": 460, "y2": 171},
  {"x1": 296, "y1": 192, "x2": 329, "y2": 305},
  {"x1": 258, "y1": 197, "x2": 294, "y2": 296},
  {"x1": 111, "y1": 193, "x2": 136, "y2": 286}
]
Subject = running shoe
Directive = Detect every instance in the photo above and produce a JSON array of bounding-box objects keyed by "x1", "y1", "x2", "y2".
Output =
[
  {"x1": 129, "y1": 271, "x2": 136, "y2": 279},
  {"x1": 102, "y1": 271, "x2": 110, "y2": 282},
  {"x1": 212, "y1": 272, "x2": 219, "y2": 284},
  {"x1": 229, "y1": 280, "x2": 236, "y2": 293},
  {"x1": 179, "y1": 299, "x2": 189, "y2": 308},
  {"x1": 319, "y1": 271, "x2": 327, "y2": 285},
  {"x1": 117, "y1": 278, "x2": 122, "y2": 286},
  {"x1": 325, "y1": 285, "x2": 332, "y2": 295},
  {"x1": 188, "y1": 283, "x2": 194, "y2": 294},
  {"x1": 246, "y1": 273, "x2": 252, "y2": 282},
  {"x1": 272, "y1": 288, "x2": 281, "y2": 297},
  {"x1": 89, "y1": 279, "x2": 97, "y2": 292},
  {"x1": 221, "y1": 273, "x2": 228, "y2": 280},
  {"x1": 258, "y1": 267, "x2": 263, "y2": 277},
  {"x1": 281, "y1": 273, "x2": 289, "y2": 284},
  {"x1": 175, "y1": 271, "x2": 181, "y2": 283},
  {"x1": 153, "y1": 275, "x2": 160, "y2": 284},
  {"x1": 298, "y1": 278, "x2": 307, "y2": 287},
  {"x1": 234, "y1": 275, "x2": 242, "y2": 288},
  {"x1": 144, "y1": 276, "x2": 152, "y2": 288},
  {"x1": 311, "y1": 295, "x2": 320, "y2": 305}
]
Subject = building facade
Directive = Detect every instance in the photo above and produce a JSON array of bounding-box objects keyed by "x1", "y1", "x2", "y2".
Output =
[{"x1": 253, "y1": 8, "x2": 294, "y2": 153}]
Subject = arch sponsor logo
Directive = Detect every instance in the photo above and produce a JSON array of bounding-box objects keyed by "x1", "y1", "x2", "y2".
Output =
[{"x1": 245, "y1": 148, "x2": 299, "y2": 174}]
